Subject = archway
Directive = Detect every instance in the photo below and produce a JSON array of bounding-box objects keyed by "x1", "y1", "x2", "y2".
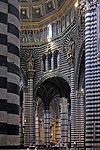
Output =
[{"x1": 35, "y1": 76, "x2": 71, "y2": 147}]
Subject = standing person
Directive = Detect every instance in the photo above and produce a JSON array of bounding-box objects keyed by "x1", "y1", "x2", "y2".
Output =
[{"x1": 56, "y1": 141, "x2": 59, "y2": 147}]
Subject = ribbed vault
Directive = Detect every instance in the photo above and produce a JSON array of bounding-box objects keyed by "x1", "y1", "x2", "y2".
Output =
[{"x1": 36, "y1": 77, "x2": 70, "y2": 110}]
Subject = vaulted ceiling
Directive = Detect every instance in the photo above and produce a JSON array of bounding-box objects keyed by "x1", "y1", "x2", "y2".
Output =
[{"x1": 35, "y1": 77, "x2": 70, "y2": 110}]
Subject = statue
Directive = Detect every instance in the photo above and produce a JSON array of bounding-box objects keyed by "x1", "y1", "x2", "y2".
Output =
[
  {"x1": 67, "y1": 37, "x2": 75, "y2": 59},
  {"x1": 26, "y1": 54, "x2": 34, "y2": 71}
]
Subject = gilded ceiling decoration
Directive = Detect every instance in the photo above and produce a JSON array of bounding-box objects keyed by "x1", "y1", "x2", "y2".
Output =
[{"x1": 20, "y1": 0, "x2": 69, "y2": 22}]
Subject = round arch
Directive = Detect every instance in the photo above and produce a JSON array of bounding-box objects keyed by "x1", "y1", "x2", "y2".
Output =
[{"x1": 34, "y1": 71, "x2": 71, "y2": 99}]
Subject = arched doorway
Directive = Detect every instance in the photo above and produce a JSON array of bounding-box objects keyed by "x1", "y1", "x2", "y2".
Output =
[{"x1": 35, "y1": 77, "x2": 71, "y2": 147}]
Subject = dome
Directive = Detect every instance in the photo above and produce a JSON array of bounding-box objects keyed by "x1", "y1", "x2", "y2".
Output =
[{"x1": 20, "y1": 0, "x2": 73, "y2": 23}]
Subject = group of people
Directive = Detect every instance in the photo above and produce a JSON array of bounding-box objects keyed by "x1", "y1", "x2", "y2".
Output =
[{"x1": 55, "y1": 141, "x2": 64, "y2": 148}]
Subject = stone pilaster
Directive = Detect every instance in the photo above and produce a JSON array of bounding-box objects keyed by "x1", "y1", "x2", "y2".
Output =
[
  {"x1": 44, "y1": 110, "x2": 50, "y2": 145},
  {"x1": 60, "y1": 98, "x2": 69, "y2": 148},
  {"x1": 66, "y1": 37, "x2": 76, "y2": 148},
  {"x1": 75, "y1": 90, "x2": 85, "y2": 149},
  {"x1": 23, "y1": 70, "x2": 35, "y2": 147},
  {"x1": 70, "y1": 64, "x2": 76, "y2": 147},
  {"x1": 81, "y1": 0, "x2": 100, "y2": 149},
  {"x1": 35, "y1": 110, "x2": 39, "y2": 145},
  {"x1": 23, "y1": 86, "x2": 29, "y2": 147}
]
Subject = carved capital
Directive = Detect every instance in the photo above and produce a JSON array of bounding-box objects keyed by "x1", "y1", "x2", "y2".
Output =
[
  {"x1": 60, "y1": 97, "x2": 69, "y2": 107},
  {"x1": 27, "y1": 70, "x2": 35, "y2": 78},
  {"x1": 75, "y1": 90, "x2": 80, "y2": 98},
  {"x1": 23, "y1": 86, "x2": 29, "y2": 93}
]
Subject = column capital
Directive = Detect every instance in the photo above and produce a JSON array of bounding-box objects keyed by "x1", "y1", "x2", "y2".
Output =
[
  {"x1": 60, "y1": 97, "x2": 69, "y2": 107},
  {"x1": 27, "y1": 70, "x2": 35, "y2": 78},
  {"x1": 75, "y1": 90, "x2": 80, "y2": 98},
  {"x1": 23, "y1": 86, "x2": 29, "y2": 93},
  {"x1": 44, "y1": 110, "x2": 51, "y2": 114}
]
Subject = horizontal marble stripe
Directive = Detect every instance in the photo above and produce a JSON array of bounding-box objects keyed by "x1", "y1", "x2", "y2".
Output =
[
  {"x1": 0, "y1": 0, "x2": 7, "y2": 3},
  {"x1": 0, "y1": 44, "x2": 7, "y2": 56},
  {"x1": 7, "y1": 124, "x2": 19, "y2": 135},
  {"x1": 7, "y1": 82, "x2": 19, "y2": 95},
  {"x1": 7, "y1": 114, "x2": 19, "y2": 125},
  {"x1": 8, "y1": 43, "x2": 19, "y2": 57},
  {"x1": 8, "y1": 93, "x2": 19, "y2": 105},
  {"x1": 8, "y1": 53, "x2": 20, "y2": 67},
  {"x1": 7, "y1": 73, "x2": 20, "y2": 86},
  {"x1": 8, "y1": 33, "x2": 19, "y2": 48},
  {"x1": 7, "y1": 62, "x2": 19, "y2": 76},
  {"x1": 0, "y1": 77, "x2": 7, "y2": 88},
  {"x1": 0, "y1": 2, "x2": 8, "y2": 14},
  {"x1": 0, "y1": 99, "x2": 7, "y2": 111},
  {"x1": 8, "y1": 23, "x2": 19, "y2": 38},
  {"x1": 7, "y1": 135, "x2": 20, "y2": 146},
  {"x1": 0, "y1": 13, "x2": 7, "y2": 24},
  {"x1": 8, "y1": 3, "x2": 19, "y2": 20},
  {"x1": 0, "y1": 123, "x2": 7, "y2": 134},
  {"x1": 7, "y1": 103, "x2": 19, "y2": 115},
  {"x1": 0, "y1": 34, "x2": 7, "y2": 45},
  {"x1": 8, "y1": 0, "x2": 19, "y2": 11},
  {"x1": 8, "y1": 13, "x2": 19, "y2": 29},
  {"x1": 0, "y1": 134, "x2": 7, "y2": 146},
  {"x1": 0, "y1": 88, "x2": 7, "y2": 99},
  {"x1": 0, "y1": 55, "x2": 7, "y2": 67},
  {"x1": 0, "y1": 111, "x2": 7, "y2": 123}
]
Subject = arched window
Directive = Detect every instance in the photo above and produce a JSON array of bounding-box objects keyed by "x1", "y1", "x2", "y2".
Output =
[
  {"x1": 42, "y1": 54, "x2": 46, "y2": 72},
  {"x1": 45, "y1": 58, "x2": 47, "y2": 71},
  {"x1": 47, "y1": 24, "x2": 52, "y2": 42},
  {"x1": 48, "y1": 52, "x2": 52, "y2": 71},
  {"x1": 54, "y1": 50, "x2": 59, "y2": 69},
  {"x1": 57, "y1": 54, "x2": 60, "y2": 68},
  {"x1": 51, "y1": 56, "x2": 53, "y2": 70}
]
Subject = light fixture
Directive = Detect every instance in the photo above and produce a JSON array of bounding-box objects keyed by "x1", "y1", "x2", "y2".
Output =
[
  {"x1": 81, "y1": 88, "x2": 84, "y2": 93},
  {"x1": 75, "y1": 0, "x2": 78, "y2": 7}
]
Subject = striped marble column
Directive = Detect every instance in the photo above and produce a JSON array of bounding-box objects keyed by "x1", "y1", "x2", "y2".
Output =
[
  {"x1": 55, "y1": 102, "x2": 61, "y2": 142},
  {"x1": 84, "y1": 1, "x2": 100, "y2": 149},
  {"x1": 55, "y1": 118, "x2": 61, "y2": 143},
  {"x1": 27, "y1": 71, "x2": 35, "y2": 144},
  {"x1": 35, "y1": 112, "x2": 39, "y2": 145},
  {"x1": 80, "y1": 90, "x2": 85, "y2": 148},
  {"x1": 23, "y1": 70, "x2": 35, "y2": 147},
  {"x1": 23, "y1": 86, "x2": 29, "y2": 147},
  {"x1": 75, "y1": 91, "x2": 80, "y2": 146},
  {"x1": 60, "y1": 98, "x2": 69, "y2": 148},
  {"x1": 44, "y1": 110, "x2": 50, "y2": 145},
  {"x1": 97, "y1": 2, "x2": 100, "y2": 149},
  {"x1": 7, "y1": 0, "x2": 20, "y2": 147},
  {"x1": 0, "y1": 0, "x2": 8, "y2": 147},
  {"x1": 0, "y1": 0, "x2": 20, "y2": 147},
  {"x1": 97, "y1": 1, "x2": 100, "y2": 62},
  {"x1": 76, "y1": 90, "x2": 85, "y2": 149},
  {"x1": 71, "y1": 66, "x2": 76, "y2": 147}
]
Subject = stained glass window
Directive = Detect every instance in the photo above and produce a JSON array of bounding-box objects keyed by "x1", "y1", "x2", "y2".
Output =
[
  {"x1": 57, "y1": 54, "x2": 60, "y2": 68},
  {"x1": 51, "y1": 56, "x2": 53, "y2": 70},
  {"x1": 45, "y1": 59, "x2": 47, "y2": 71}
]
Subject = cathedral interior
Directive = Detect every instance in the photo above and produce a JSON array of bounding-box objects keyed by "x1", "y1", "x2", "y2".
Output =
[{"x1": 0, "y1": 0, "x2": 100, "y2": 149}]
